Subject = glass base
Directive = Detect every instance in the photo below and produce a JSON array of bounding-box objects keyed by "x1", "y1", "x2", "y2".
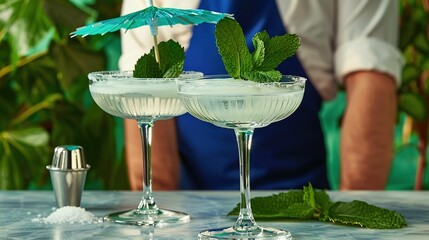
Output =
[
  {"x1": 105, "y1": 208, "x2": 190, "y2": 226},
  {"x1": 198, "y1": 226, "x2": 292, "y2": 239}
]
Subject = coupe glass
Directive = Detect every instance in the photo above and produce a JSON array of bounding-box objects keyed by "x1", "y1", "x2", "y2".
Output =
[
  {"x1": 88, "y1": 70, "x2": 201, "y2": 226},
  {"x1": 177, "y1": 75, "x2": 306, "y2": 239}
]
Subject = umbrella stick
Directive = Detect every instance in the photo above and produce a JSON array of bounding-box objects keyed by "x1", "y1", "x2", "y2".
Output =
[{"x1": 153, "y1": 35, "x2": 160, "y2": 64}]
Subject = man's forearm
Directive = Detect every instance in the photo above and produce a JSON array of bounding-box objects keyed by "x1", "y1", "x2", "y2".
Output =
[
  {"x1": 125, "y1": 119, "x2": 143, "y2": 190},
  {"x1": 124, "y1": 118, "x2": 180, "y2": 190},
  {"x1": 340, "y1": 71, "x2": 397, "y2": 190},
  {"x1": 151, "y1": 119, "x2": 180, "y2": 190}
]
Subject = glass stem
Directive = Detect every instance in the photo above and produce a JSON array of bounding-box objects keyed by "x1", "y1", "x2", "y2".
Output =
[
  {"x1": 233, "y1": 128, "x2": 259, "y2": 232},
  {"x1": 136, "y1": 119, "x2": 159, "y2": 214}
]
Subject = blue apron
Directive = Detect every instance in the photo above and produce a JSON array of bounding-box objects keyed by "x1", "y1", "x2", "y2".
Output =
[{"x1": 178, "y1": 0, "x2": 329, "y2": 190}]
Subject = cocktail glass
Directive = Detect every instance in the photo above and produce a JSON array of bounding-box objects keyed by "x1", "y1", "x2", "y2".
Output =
[
  {"x1": 177, "y1": 75, "x2": 306, "y2": 239},
  {"x1": 88, "y1": 70, "x2": 201, "y2": 226}
]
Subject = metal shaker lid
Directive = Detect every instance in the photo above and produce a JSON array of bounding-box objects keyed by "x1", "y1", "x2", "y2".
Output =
[{"x1": 47, "y1": 145, "x2": 90, "y2": 171}]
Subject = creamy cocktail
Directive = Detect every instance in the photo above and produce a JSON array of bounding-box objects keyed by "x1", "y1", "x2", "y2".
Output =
[
  {"x1": 177, "y1": 75, "x2": 306, "y2": 239},
  {"x1": 88, "y1": 70, "x2": 198, "y2": 226},
  {"x1": 179, "y1": 78, "x2": 304, "y2": 129},
  {"x1": 90, "y1": 72, "x2": 186, "y2": 120}
]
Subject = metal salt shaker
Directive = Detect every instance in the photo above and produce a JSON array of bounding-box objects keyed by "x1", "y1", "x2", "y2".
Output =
[{"x1": 46, "y1": 145, "x2": 90, "y2": 208}]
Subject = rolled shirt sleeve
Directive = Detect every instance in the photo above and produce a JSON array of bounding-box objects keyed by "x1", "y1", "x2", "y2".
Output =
[{"x1": 335, "y1": 0, "x2": 403, "y2": 86}]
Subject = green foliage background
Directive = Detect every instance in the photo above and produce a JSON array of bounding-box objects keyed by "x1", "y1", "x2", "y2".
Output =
[
  {"x1": 0, "y1": 0, "x2": 428, "y2": 190},
  {"x1": 0, "y1": 0, "x2": 128, "y2": 190}
]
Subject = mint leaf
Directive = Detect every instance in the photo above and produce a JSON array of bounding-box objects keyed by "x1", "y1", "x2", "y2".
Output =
[
  {"x1": 134, "y1": 39, "x2": 184, "y2": 78},
  {"x1": 215, "y1": 18, "x2": 300, "y2": 82},
  {"x1": 227, "y1": 183, "x2": 407, "y2": 229},
  {"x1": 314, "y1": 190, "x2": 333, "y2": 209},
  {"x1": 251, "y1": 37, "x2": 265, "y2": 67},
  {"x1": 256, "y1": 34, "x2": 300, "y2": 71},
  {"x1": 228, "y1": 187, "x2": 320, "y2": 219},
  {"x1": 303, "y1": 183, "x2": 316, "y2": 208},
  {"x1": 314, "y1": 189, "x2": 334, "y2": 221},
  {"x1": 251, "y1": 31, "x2": 270, "y2": 67},
  {"x1": 227, "y1": 190, "x2": 304, "y2": 217},
  {"x1": 215, "y1": 17, "x2": 254, "y2": 79},
  {"x1": 157, "y1": 39, "x2": 185, "y2": 78},
  {"x1": 252, "y1": 31, "x2": 270, "y2": 49},
  {"x1": 281, "y1": 202, "x2": 314, "y2": 219},
  {"x1": 242, "y1": 70, "x2": 282, "y2": 83},
  {"x1": 134, "y1": 52, "x2": 162, "y2": 78},
  {"x1": 326, "y1": 200, "x2": 407, "y2": 229}
]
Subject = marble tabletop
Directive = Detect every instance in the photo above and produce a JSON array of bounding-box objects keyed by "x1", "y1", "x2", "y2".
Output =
[{"x1": 0, "y1": 190, "x2": 428, "y2": 240}]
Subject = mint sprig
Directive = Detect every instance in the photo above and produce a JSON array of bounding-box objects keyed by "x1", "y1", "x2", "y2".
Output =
[
  {"x1": 134, "y1": 39, "x2": 185, "y2": 78},
  {"x1": 215, "y1": 17, "x2": 300, "y2": 82},
  {"x1": 228, "y1": 184, "x2": 407, "y2": 229}
]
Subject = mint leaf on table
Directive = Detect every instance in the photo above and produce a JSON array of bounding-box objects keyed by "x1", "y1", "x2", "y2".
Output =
[
  {"x1": 134, "y1": 39, "x2": 185, "y2": 78},
  {"x1": 227, "y1": 183, "x2": 407, "y2": 229},
  {"x1": 229, "y1": 190, "x2": 306, "y2": 218},
  {"x1": 214, "y1": 18, "x2": 300, "y2": 82},
  {"x1": 314, "y1": 188, "x2": 334, "y2": 221},
  {"x1": 303, "y1": 183, "x2": 316, "y2": 207},
  {"x1": 326, "y1": 200, "x2": 407, "y2": 229}
]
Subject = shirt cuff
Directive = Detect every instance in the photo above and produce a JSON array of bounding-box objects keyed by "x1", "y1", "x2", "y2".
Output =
[{"x1": 335, "y1": 37, "x2": 403, "y2": 87}]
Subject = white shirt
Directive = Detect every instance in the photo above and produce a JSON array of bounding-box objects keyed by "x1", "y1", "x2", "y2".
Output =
[{"x1": 119, "y1": 0, "x2": 403, "y2": 100}]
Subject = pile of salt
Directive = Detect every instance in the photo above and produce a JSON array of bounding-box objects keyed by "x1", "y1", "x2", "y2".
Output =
[{"x1": 32, "y1": 206, "x2": 102, "y2": 224}]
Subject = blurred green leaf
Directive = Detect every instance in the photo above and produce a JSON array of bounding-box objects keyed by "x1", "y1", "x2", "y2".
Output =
[
  {"x1": 0, "y1": 0, "x2": 126, "y2": 190},
  {"x1": 8, "y1": 128, "x2": 49, "y2": 147},
  {"x1": 79, "y1": 103, "x2": 126, "y2": 189},
  {"x1": 69, "y1": 0, "x2": 98, "y2": 22},
  {"x1": 0, "y1": 128, "x2": 50, "y2": 189},
  {"x1": 0, "y1": 83, "x2": 18, "y2": 128},
  {"x1": 398, "y1": 93, "x2": 427, "y2": 121},
  {"x1": 422, "y1": 72, "x2": 429, "y2": 94},
  {"x1": 51, "y1": 42, "x2": 105, "y2": 91},
  {"x1": 399, "y1": 19, "x2": 416, "y2": 50},
  {"x1": 402, "y1": 64, "x2": 420, "y2": 87},
  {"x1": 0, "y1": 0, "x2": 54, "y2": 56},
  {"x1": 423, "y1": 58, "x2": 429, "y2": 71},
  {"x1": 414, "y1": 32, "x2": 429, "y2": 54},
  {"x1": 0, "y1": 151, "x2": 24, "y2": 189},
  {"x1": 43, "y1": 0, "x2": 92, "y2": 32},
  {"x1": 26, "y1": 28, "x2": 55, "y2": 56},
  {"x1": 398, "y1": 1, "x2": 429, "y2": 123},
  {"x1": 11, "y1": 93, "x2": 63, "y2": 126}
]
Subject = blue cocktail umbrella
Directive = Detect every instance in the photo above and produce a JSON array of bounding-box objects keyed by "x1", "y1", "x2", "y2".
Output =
[{"x1": 71, "y1": 0, "x2": 232, "y2": 63}]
